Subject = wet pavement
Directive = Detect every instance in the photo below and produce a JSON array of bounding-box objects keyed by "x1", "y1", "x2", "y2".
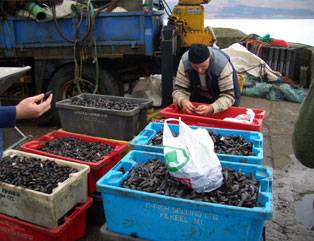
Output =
[
  {"x1": 240, "y1": 96, "x2": 314, "y2": 241},
  {"x1": 12, "y1": 95, "x2": 314, "y2": 240}
]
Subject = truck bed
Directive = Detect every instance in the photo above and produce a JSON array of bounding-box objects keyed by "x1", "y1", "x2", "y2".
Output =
[{"x1": 0, "y1": 10, "x2": 164, "y2": 58}]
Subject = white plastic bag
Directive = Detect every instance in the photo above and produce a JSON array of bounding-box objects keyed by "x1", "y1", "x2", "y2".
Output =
[
  {"x1": 163, "y1": 118, "x2": 223, "y2": 193},
  {"x1": 223, "y1": 109, "x2": 255, "y2": 124}
]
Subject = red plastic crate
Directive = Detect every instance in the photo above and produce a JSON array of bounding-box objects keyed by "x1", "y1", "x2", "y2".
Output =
[
  {"x1": 160, "y1": 103, "x2": 266, "y2": 132},
  {"x1": 20, "y1": 131, "x2": 129, "y2": 193},
  {"x1": 0, "y1": 197, "x2": 93, "y2": 241}
]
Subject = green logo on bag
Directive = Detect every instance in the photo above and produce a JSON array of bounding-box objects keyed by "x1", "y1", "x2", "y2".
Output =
[{"x1": 164, "y1": 146, "x2": 190, "y2": 172}]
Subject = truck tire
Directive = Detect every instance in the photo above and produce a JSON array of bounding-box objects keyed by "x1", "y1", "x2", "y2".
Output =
[{"x1": 48, "y1": 64, "x2": 121, "y2": 122}]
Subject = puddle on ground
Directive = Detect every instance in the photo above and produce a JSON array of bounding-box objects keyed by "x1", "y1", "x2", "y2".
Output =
[{"x1": 295, "y1": 194, "x2": 314, "y2": 230}]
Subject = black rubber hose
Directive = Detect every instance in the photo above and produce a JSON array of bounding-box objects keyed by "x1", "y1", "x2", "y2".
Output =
[
  {"x1": 0, "y1": 1, "x2": 11, "y2": 17},
  {"x1": 52, "y1": 3, "x2": 91, "y2": 43}
]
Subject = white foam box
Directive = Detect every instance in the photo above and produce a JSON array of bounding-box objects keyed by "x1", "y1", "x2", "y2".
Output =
[{"x1": 0, "y1": 150, "x2": 90, "y2": 229}]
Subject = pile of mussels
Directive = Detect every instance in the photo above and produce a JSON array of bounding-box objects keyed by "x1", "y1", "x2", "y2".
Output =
[
  {"x1": 149, "y1": 129, "x2": 254, "y2": 156},
  {"x1": 71, "y1": 96, "x2": 139, "y2": 111},
  {"x1": 38, "y1": 137, "x2": 114, "y2": 163},
  {"x1": 120, "y1": 159, "x2": 260, "y2": 208},
  {"x1": 0, "y1": 155, "x2": 78, "y2": 194}
]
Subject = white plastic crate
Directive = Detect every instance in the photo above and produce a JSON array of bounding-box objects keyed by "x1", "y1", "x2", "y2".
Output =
[{"x1": 0, "y1": 150, "x2": 90, "y2": 229}]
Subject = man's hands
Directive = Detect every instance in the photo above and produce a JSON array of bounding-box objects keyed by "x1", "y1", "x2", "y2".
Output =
[
  {"x1": 16, "y1": 93, "x2": 53, "y2": 120},
  {"x1": 181, "y1": 99, "x2": 195, "y2": 113},
  {"x1": 180, "y1": 99, "x2": 214, "y2": 115},
  {"x1": 195, "y1": 104, "x2": 214, "y2": 115}
]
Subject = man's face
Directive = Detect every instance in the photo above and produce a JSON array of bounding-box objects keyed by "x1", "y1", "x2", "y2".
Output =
[{"x1": 191, "y1": 58, "x2": 210, "y2": 74}]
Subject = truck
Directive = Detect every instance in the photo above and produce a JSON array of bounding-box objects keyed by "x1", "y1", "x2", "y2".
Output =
[{"x1": 0, "y1": 0, "x2": 215, "y2": 121}]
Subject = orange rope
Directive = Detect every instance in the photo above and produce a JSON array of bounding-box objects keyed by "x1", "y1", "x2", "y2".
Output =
[
  {"x1": 282, "y1": 76, "x2": 293, "y2": 84},
  {"x1": 245, "y1": 40, "x2": 270, "y2": 56}
]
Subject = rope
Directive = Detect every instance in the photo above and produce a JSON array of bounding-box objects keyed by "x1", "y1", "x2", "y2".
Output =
[
  {"x1": 73, "y1": 39, "x2": 82, "y2": 94},
  {"x1": 73, "y1": 0, "x2": 82, "y2": 94},
  {"x1": 88, "y1": 1, "x2": 99, "y2": 94},
  {"x1": 89, "y1": 2, "x2": 112, "y2": 94},
  {"x1": 245, "y1": 40, "x2": 270, "y2": 57},
  {"x1": 25, "y1": 3, "x2": 37, "y2": 20},
  {"x1": 73, "y1": 0, "x2": 99, "y2": 94},
  {"x1": 161, "y1": 0, "x2": 172, "y2": 16}
]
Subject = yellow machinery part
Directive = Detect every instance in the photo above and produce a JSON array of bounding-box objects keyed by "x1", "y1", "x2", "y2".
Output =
[
  {"x1": 171, "y1": 3, "x2": 215, "y2": 47},
  {"x1": 172, "y1": 4, "x2": 204, "y2": 31},
  {"x1": 182, "y1": 31, "x2": 213, "y2": 47}
]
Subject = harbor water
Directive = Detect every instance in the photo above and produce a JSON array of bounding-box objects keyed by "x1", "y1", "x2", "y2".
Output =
[{"x1": 205, "y1": 19, "x2": 314, "y2": 47}]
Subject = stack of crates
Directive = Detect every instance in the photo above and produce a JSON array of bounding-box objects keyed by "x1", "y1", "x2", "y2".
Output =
[
  {"x1": 55, "y1": 93, "x2": 152, "y2": 224},
  {"x1": 0, "y1": 93, "x2": 154, "y2": 239},
  {"x1": 246, "y1": 43, "x2": 296, "y2": 80},
  {"x1": 96, "y1": 103, "x2": 273, "y2": 241},
  {"x1": 20, "y1": 130, "x2": 129, "y2": 226},
  {"x1": 0, "y1": 150, "x2": 91, "y2": 241},
  {"x1": 20, "y1": 131, "x2": 129, "y2": 194}
]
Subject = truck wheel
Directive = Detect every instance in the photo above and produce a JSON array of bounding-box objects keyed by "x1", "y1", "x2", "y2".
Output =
[{"x1": 48, "y1": 64, "x2": 121, "y2": 122}]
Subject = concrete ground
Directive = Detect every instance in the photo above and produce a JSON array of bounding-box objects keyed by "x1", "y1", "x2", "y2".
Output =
[
  {"x1": 240, "y1": 96, "x2": 314, "y2": 241},
  {"x1": 13, "y1": 96, "x2": 314, "y2": 241}
]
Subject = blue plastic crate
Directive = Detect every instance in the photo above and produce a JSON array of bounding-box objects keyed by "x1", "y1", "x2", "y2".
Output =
[
  {"x1": 130, "y1": 122, "x2": 264, "y2": 165},
  {"x1": 96, "y1": 150, "x2": 273, "y2": 241}
]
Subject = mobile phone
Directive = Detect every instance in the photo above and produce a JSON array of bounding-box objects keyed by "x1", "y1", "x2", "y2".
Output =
[{"x1": 43, "y1": 90, "x2": 52, "y2": 101}]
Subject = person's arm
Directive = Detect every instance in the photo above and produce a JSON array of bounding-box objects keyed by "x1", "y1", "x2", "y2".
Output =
[
  {"x1": 0, "y1": 106, "x2": 16, "y2": 128},
  {"x1": 211, "y1": 62, "x2": 235, "y2": 113},
  {"x1": 292, "y1": 82, "x2": 314, "y2": 168},
  {"x1": 172, "y1": 59, "x2": 195, "y2": 113},
  {"x1": 0, "y1": 93, "x2": 52, "y2": 128}
]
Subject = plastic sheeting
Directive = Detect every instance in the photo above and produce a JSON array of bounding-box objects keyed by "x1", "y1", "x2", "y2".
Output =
[
  {"x1": 17, "y1": 0, "x2": 75, "y2": 21},
  {"x1": 17, "y1": 0, "x2": 127, "y2": 21},
  {"x1": 222, "y1": 43, "x2": 282, "y2": 82},
  {"x1": 125, "y1": 75, "x2": 162, "y2": 107}
]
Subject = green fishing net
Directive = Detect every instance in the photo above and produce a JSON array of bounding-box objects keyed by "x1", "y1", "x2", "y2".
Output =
[{"x1": 242, "y1": 76, "x2": 308, "y2": 103}]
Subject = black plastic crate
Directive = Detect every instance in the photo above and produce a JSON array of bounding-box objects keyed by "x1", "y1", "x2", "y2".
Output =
[
  {"x1": 246, "y1": 43, "x2": 296, "y2": 80},
  {"x1": 56, "y1": 94, "x2": 152, "y2": 141}
]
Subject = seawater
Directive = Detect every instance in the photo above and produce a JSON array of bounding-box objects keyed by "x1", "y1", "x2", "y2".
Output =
[
  {"x1": 295, "y1": 194, "x2": 314, "y2": 230},
  {"x1": 205, "y1": 19, "x2": 314, "y2": 47}
]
